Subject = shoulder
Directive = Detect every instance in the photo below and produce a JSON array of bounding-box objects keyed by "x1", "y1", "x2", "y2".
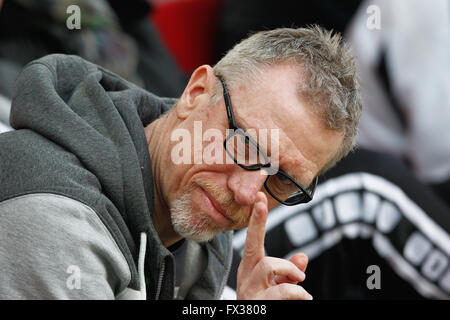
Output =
[
  {"x1": 0, "y1": 193, "x2": 131, "y2": 299},
  {"x1": 0, "y1": 129, "x2": 102, "y2": 204}
]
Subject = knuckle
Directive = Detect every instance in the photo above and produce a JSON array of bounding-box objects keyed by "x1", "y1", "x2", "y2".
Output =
[
  {"x1": 258, "y1": 256, "x2": 275, "y2": 273},
  {"x1": 243, "y1": 245, "x2": 257, "y2": 258}
]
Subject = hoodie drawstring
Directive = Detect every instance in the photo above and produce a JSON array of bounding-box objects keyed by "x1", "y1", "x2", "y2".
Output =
[{"x1": 138, "y1": 232, "x2": 147, "y2": 300}]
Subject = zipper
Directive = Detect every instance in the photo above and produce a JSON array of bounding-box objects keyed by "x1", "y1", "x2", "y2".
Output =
[
  {"x1": 217, "y1": 264, "x2": 231, "y2": 299},
  {"x1": 155, "y1": 260, "x2": 165, "y2": 300},
  {"x1": 217, "y1": 234, "x2": 234, "y2": 299}
]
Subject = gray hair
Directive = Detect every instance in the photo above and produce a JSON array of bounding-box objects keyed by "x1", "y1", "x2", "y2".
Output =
[{"x1": 212, "y1": 25, "x2": 362, "y2": 173}]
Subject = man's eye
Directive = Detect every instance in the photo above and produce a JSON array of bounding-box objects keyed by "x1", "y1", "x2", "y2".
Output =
[{"x1": 277, "y1": 174, "x2": 292, "y2": 185}]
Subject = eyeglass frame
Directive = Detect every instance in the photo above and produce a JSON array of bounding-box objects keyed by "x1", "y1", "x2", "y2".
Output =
[{"x1": 217, "y1": 75, "x2": 318, "y2": 206}]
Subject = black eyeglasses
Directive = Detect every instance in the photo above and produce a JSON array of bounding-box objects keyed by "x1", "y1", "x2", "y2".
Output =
[{"x1": 217, "y1": 75, "x2": 317, "y2": 206}]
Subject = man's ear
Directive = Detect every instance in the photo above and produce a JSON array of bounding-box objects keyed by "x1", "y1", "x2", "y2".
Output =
[{"x1": 176, "y1": 65, "x2": 215, "y2": 120}]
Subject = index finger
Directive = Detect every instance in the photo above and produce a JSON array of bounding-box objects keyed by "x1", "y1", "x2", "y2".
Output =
[{"x1": 239, "y1": 191, "x2": 269, "y2": 276}]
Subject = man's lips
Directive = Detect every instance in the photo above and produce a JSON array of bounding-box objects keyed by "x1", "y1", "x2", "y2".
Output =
[{"x1": 201, "y1": 187, "x2": 231, "y2": 221}]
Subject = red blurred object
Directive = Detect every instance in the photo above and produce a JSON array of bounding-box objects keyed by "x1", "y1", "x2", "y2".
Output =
[{"x1": 150, "y1": 0, "x2": 223, "y2": 74}]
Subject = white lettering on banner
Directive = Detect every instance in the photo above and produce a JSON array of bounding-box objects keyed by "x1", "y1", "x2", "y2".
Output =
[
  {"x1": 335, "y1": 192, "x2": 361, "y2": 223},
  {"x1": 403, "y1": 232, "x2": 433, "y2": 266},
  {"x1": 421, "y1": 249, "x2": 449, "y2": 281},
  {"x1": 312, "y1": 199, "x2": 336, "y2": 230},
  {"x1": 285, "y1": 213, "x2": 318, "y2": 247},
  {"x1": 376, "y1": 201, "x2": 401, "y2": 233}
]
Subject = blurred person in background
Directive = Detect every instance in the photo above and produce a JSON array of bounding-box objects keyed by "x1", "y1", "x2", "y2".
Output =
[
  {"x1": 0, "y1": 0, "x2": 187, "y2": 99},
  {"x1": 347, "y1": 0, "x2": 450, "y2": 207},
  {"x1": 214, "y1": 0, "x2": 362, "y2": 62},
  {"x1": 215, "y1": 0, "x2": 450, "y2": 299},
  {"x1": 0, "y1": 0, "x2": 187, "y2": 133}
]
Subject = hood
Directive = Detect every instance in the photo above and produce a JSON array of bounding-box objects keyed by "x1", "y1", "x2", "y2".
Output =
[
  {"x1": 10, "y1": 54, "x2": 179, "y2": 298},
  {"x1": 11, "y1": 53, "x2": 173, "y2": 240}
]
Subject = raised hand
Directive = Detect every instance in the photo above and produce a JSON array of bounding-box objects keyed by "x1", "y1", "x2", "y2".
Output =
[{"x1": 236, "y1": 191, "x2": 312, "y2": 300}]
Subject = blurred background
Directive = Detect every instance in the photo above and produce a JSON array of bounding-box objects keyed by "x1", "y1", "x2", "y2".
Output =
[{"x1": 0, "y1": 0, "x2": 449, "y2": 299}]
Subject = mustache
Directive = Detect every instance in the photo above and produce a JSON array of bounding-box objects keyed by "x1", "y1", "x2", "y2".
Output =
[
  {"x1": 196, "y1": 178, "x2": 233, "y2": 208},
  {"x1": 194, "y1": 178, "x2": 250, "y2": 228}
]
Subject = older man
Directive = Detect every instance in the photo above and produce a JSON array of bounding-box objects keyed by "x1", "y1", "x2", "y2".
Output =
[{"x1": 0, "y1": 26, "x2": 361, "y2": 299}]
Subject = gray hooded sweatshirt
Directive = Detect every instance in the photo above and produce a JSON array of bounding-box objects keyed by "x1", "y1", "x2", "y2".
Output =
[{"x1": 0, "y1": 54, "x2": 233, "y2": 300}]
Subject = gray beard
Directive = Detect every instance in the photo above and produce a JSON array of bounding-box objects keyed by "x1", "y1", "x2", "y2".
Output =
[{"x1": 170, "y1": 191, "x2": 222, "y2": 243}]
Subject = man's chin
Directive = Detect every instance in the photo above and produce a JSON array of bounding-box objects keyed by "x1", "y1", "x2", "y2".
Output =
[
  {"x1": 170, "y1": 191, "x2": 223, "y2": 243},
  {"x1": 173, "y1": 220, "x2": 222, "y2": 243}
]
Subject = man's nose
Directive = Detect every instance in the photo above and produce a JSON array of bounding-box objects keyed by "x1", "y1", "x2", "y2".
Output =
[{"x1": 227, "y1": 168, "x2": 267, "y2": 206}]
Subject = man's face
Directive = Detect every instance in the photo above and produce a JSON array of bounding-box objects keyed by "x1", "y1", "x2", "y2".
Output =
[{"x1": 164, "y1": 63, "x2": 343, "y2": 242}]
